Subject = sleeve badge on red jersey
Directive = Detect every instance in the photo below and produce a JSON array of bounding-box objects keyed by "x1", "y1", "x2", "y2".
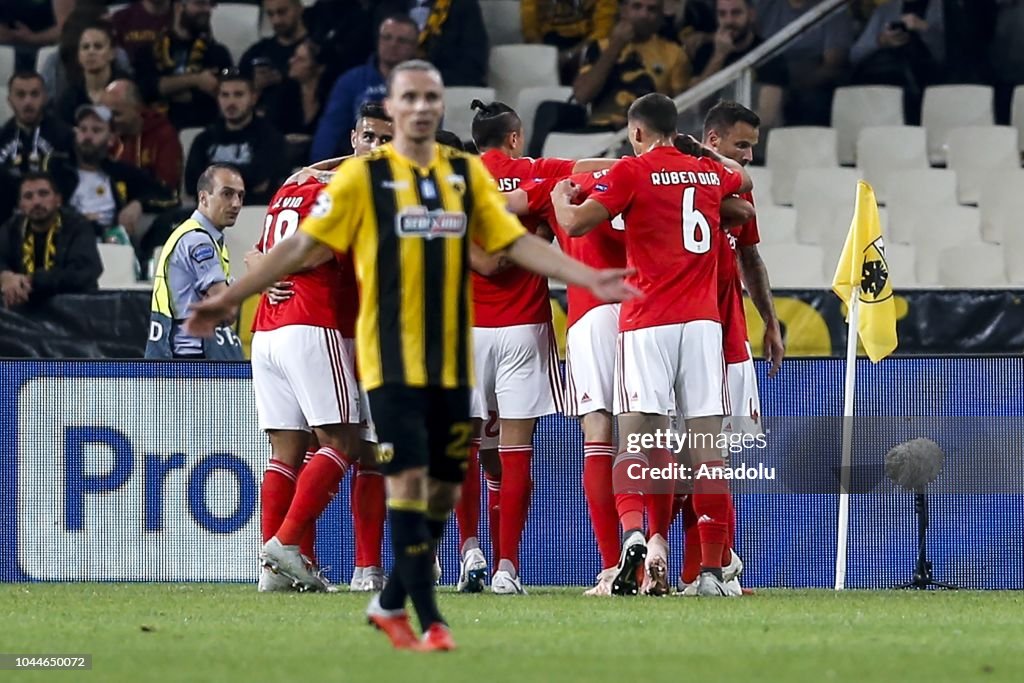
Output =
[{"x1": 310, "y1": 190, "x2": 332, "y2": 218}]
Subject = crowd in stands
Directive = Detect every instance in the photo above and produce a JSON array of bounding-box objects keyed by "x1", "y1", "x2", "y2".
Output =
[{"x1": 0, "y1": 0, "x2": 1021, "y2": 302}]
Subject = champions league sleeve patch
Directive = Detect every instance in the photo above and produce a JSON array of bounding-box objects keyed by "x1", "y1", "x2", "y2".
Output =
[
  {"x1": 310, "y1": 190, "x2": 332, "y2": 218},
  {"x1": 189, "y1": 243, "x2": 216, "y2": 264}
]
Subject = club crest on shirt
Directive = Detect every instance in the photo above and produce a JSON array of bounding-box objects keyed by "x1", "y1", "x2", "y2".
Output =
[
  {"x1": 395, "y1": 206, "x2": 467, "y2": 239},
  {"x1": 447, "y1": 174, "x2": 467, "y2": 195}
]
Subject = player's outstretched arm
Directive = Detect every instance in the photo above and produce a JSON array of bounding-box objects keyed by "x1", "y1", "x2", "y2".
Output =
[
  {"x1": 738, "y1": 244, "x2": 784, "y2": 377},
  {"x1": 571, "y1": 158, "x2": 616, "y2": 174},
  {"x1": 550, "y1": 179, "x2": 611, "y2": 236},
  {"x1": 503, "y1": 188, "x2": 530, "y2": 216},
  {"x1": 184, "y1": 232, "x2": 320, "y2": 337},
  {"x1": 505, "y1": 232, "x2": 639, "y2": 302}
]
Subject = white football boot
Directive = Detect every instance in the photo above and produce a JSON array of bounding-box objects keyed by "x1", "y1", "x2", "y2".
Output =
[
  {"x1": 642, "y1": 534, "x2": 670, "y2": 596},
  {"x1": 696, "y1": 570, "x2": 741, "y2": 597},
  {"x1": 491, "y1": 569, "x2": 527, "y2": 595},
  {"x1": 611, "y1": 530, "x2": 647, "y2": 596},
  {"x1": 259, "y1": 537, "x2": 327, "y2": 592},
  {"x1": 457, "y1": 548, "x2": 488, "y2": 593},
  {"x1": 258, "y1": 566, "x2": 296, "y2": 592},
  {"x1": 349, "y1": 566, "x2": 367, "y2": 591}
]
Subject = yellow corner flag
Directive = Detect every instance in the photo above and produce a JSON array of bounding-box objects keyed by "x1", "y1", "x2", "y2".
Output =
[{"x1": 832, "y1": 181, "x2": 898, "y2": 362}]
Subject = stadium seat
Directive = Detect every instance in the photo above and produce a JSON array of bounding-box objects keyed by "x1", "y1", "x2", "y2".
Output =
[
  {"x1": 816, "y1": 205, "x2": 890, "y2": 273},
  {"x1": 880, "y1": 241, "x2": 917, "y2": 288},
  {"x1": 480, "y1": 0, "x2": 524, "y2": 46},
  {"x1": 97, "y1": 243, "x2": 138, "y2": 289},
  {"x1": 855, "y1": 126, "x2": 928, "y2": 205},
  {"x1": 487, "y1": 45, "x2": 559, "y2": 106},
  {"x1": 764, "y1": 127, "x2": 838, "y2": 205},
  {"x1": 885, "y1": 169, "x2": 959, "y2": 243},
  {"x1": 938, "y1": 243, "x2": 1007, "y2": 287},
  {"x1": 224, "y1": 206, "x2": 268, "y2": 276},
  {"x1": 792, "y1": 167, "x2": 861, "y2": 245},
  {"x1": 0, "y1": 46, "x2": 13, "y2": 85},
  {"x1": 443, "y1": 86, "x2": 496, "y2": 143},
  {"x1": 211, "y1": 3, "x2": 261, "y2": 63},
  {"x1": 1013, "y1": 85, "x2": 1024, "y2": 156},
  {"x1": 747, "y1": 165, "x2": 773, "y2": 208},
  {"x1": 516, "y1": 85, "x2": 573, "y2": 142},
  {"x1": 920, "y1": 85, "x2": 994, "y2": 165},
  {"x1": 945, "y1": 126, "x2": 1021, "y2": 205},
  {"x1": 34, "y1": 44, "x2": 58, "y2": 75},
  {"x1": 753, "y1": 205, "x2": 796, "y2": 245},
  {"x1": 0, "y1": 87, "x2": 10, "y2": 123},
  {"x1": 978, "y1": 169, "x2": 1024, "y2": 244},
  {"x1": 541, "y1": 132, "x2": 617, "y2": 158},
  {"x1": 831, "y1": 86, "x2": 905, "y2": 165},
  {"x1": 178, "y1": 127, "x2": 203, "y2": 198},
  {"x1": 907, "y1": 205, "x2": 983, "y2": 285},
  {"x1": 1004, "y1": 222, "x2": 1024, "y2": 284},
  {"x1": 757, "y1": 244, "x2": 826, "y2": 287}
]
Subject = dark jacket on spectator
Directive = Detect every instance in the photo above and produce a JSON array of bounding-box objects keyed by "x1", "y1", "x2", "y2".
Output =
[
  {"x1": 110, "y1": 108, "x2": 184, "y2": 196},
  {"x1": 0, "y1": 208, "x2": 103, "y2": 300},
  {"x1": 184, "y1": 117, "x2": 289, "y2": 205},
  {"x1": 304, "y1": 0, "x2": 375, "y2": 77},
  {"x1": 55, "y1": 66, "x2": 135, "y2": 127},
  {"x1": 310, "y1": 54, "x2": 387, "y2": 161}
]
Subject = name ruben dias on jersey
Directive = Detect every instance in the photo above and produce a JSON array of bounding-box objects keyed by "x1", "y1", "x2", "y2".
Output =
[{"x1": 650, "y1": 170, "x2": 725, "y2": 186}]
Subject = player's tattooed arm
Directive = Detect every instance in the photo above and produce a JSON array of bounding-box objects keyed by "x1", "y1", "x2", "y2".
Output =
[
  {"x1": 738, "y1": 244, "x2": 784, "y2": 377},
  {"x1": 470, "y1": 242, "x2": 513, "y2": 276}
]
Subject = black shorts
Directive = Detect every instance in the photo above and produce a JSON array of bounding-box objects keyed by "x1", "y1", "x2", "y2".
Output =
[{"x1": 367, "y1": 385, "x2": 473, "y2": 483}]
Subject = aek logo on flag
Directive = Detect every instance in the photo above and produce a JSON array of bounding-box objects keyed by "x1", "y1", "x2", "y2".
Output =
[{"x1": 859, "y1": 237, "x2": 891, "y2": 302}]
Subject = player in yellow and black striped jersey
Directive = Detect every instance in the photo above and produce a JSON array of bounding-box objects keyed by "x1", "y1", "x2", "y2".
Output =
[{"x1": 186, "y1": 59, "x2": 638, "y2": 652}]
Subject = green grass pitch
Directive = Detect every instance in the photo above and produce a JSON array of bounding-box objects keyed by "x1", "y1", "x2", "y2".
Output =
[{"x1": 4, "y1": 585, "x2": 1022, "y2": 682}]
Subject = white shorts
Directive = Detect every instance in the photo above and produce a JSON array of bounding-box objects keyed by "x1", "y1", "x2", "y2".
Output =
[
  {"x1": 723, "y1": 344, "x2": 762, "y2": 437},
  {"x1": 251, "y1": 325, "x2": 363, "y2": 431},
  {"x1": 564, "y1": 303, "x2": 619, "y2": 417},
  {"x1": 473, "y1": 322, "x2": 563, "y2": 447},
  {"x1": 613, "y1": 321, "x2": 727, "y2": 418}
]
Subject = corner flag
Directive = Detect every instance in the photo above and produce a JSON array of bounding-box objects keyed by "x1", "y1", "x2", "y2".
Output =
[{"x1": 832, "y1": 181, "x2": 897, "y2": 362}]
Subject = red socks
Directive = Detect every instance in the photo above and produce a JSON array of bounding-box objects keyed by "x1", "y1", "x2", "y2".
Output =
[
  {"x1": 722, "y1": 491, "x2": 735, "y2": 566},
  {"x1": 498, "y1": 445, "x2": 532, "y2": 572},
  {"x1": 276, "y1": 445, "x2": 352, "y2": 547},
  {"x1": 261, "y1": 459, "x2": 296, "y2": 543},
  {"x1": 485, "y1": 473, "x2": 501, "y2": 568},
  {"x1": 645, "y1": 448, "x2": 675, "y2": 539},
  {"x1": 455, "y1": 439, "x2": 482, "y2": 552},
  {"x1": 300, "y1": 450, "x2": 317, "y2": 560},
  {"x1": 353, "y1": 466, "x2": 386, "y2": 567},
  {"x1": 693, "y1": 460, "x2": 730, "y2": 570},
  {"x1": 612, "y1": 451, "x2": 646, "y2": 533},
  {"x1": 583, "y1": 442, "x2": 620, "y2": 568}
]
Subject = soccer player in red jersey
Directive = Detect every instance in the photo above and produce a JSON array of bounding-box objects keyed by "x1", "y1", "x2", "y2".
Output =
[
  {"x1": 461, "y1": 100, "x2": 617, "y2": 594},
  {"x1": 552, "y1": 93, "x2": 752, "y2": 597},
  {"x1": 676, "y1": 100, "x2": 785, "y2": 596},
  {"x1": 253, "y1": 103, "x2": 393, "y2": 592}
]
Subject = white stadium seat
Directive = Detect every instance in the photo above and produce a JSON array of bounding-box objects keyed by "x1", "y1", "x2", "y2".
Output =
[
  {"x1": 885, "y1": 169, "x2": 959, "y2": 243},
  {"x1": 831, "y1": 86, "x2": 904, "y2": 165},
  {"x1": 34, "y1": 44, "x2": 58, "y2": 76},
  {"x1": 938, "y1": 244, "x2": 1008, "y2": 287},
  {"x1": 1012, "y1": 85, "x2": 1024, "y2": 155},
  {"x1": 443, "y1": 87, "x2": 496, "y2": 144},
  {"x1": 481, "y1": 0, "x2": 524, "y2": 46},
  {"x1": 753, "y1": 205, "x2": 797, "y2": 245},
  {"x1": 945, "y1": 126, "x2": 1021, "y2": 205},
  {"x1": 0, "y1": 87, "x2": 10, "y2": 123},
  {"x1": 880, "y1": 242, "x2": 918, "y2": 289},
  {"x1": 856, "y1": 126, "x2": 928, "y2": 205},
  {"x1": 542, "y1": 132, "x2": 617, "y2": 158},
  {"x1": 487, "y1": 45, "x2": 559, "y2": 106},
  {"x1": 921, "y1": 85, "x2": 994, "y2": 165},
  {"x1": 0, "y1": 46, "x2": 14, "y2": 85},
  {"x1": 906, "y1": 205, "x2": 983, "y2": 285},
  {"x1": 516, "y1": 85, "x2": 572, "y2": 142},
  {"x1": 765, "y1": 127, "x2": 838, "y2": 205},
  {"x1": 792, "y1": 167, "x2": 861, "y2": 245},
  {"x1": 979, "y1": 169, "x2": 1024, "y2": 244},
  {"x1": 757, "y1": 244, "x2": 826, "y2": 288},
  {"x1": 97, "y1": 243, "x2": 138, "y2": 289},
  {"x1": 816, "y1": 206, "x2": 890, "y2": 278},
  {"x1": 211, "y1": 3, "x2": 261, "y2": 63},
  {"x1": 224, "y1": 206, "x2": 268, "y2": 277},
  {"x1": 747, "y1": 165, "x2": 773, "y2": 209}
]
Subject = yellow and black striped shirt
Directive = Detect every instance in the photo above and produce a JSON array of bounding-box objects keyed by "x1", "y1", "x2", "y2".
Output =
[{"x1": 300, "y1": 143, "x2": 527, "y2": 391}]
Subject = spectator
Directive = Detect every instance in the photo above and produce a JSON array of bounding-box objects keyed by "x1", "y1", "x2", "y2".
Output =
[
  {"x1": 263, "y1": 39, "x2": 332, "y2": 167},
  {"x1": 55, "y1": 20, "x2": 133, "y2": 126},
  {"x1": 0, "y1": 72, "x2": 75, "y2": 223},
  {"x1": 384, "y1": 0, "x2": 490, "y2": 86},
  {"x1": 755, "y1": 0, "x2": 854, "y2": 125},
  {"x1": 310, "y1": 14, "x2": 419, "y2": 161},
  {"x1": 0, "y1": 0, "x2": 75, "y2": 70},
  {"x1": 689, "y1": 0, "x2": 786, "y2": 129},
  {"x1": 990, "y1": 0, "x2": 1024, "y2": 124},
  {"x1": 135, "y1": 0, "x2": 234, "y2": 131},
  {"x1": 185, "y1": 70, "x2": 288, "y2": 205},
  {"x1": 850, "y1": 0, "x2": 944, "y2": 124},
  {"x1": 303, "y1": 0, "x2": 375, "y2": 78},
  {"x1": 0, "y1": 171, "x2": 102, "y2": 307},
  {"x1": 239, "y1": 0, "x2": 308, "y2": 98},
  {"x1": 520, "y1": 0, "x2": 618, "y2": 83},
  {"x1": 112, "y1": 0, "x2": 174, "y2": 63},
  {"x1": 50, "y1": 105, "x2": 178, "y2": 242},
  {"x1": 40, "y1": 2, "x2": 133, "y2": 102},
  {"x1": 103, "y1": 79, "x2": 183, "y2": 194},
  {"x1": 661, "y1": 0, "x2": 718, "y2": 60},
  {"x1": 573, "y1": 0, "x2": 691, "y2": 129}
]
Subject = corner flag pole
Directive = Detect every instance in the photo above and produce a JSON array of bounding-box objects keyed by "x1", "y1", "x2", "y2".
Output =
[{"x1": 834, "y1": 290, "x2": 859, "y2": 591}]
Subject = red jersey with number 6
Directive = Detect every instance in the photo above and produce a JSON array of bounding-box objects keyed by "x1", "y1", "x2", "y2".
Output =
[
  {"x1": 591, "y1": 146, "x2": 743, "y2": 331},
  {"x1": 473, "y1": 149, "x2": 575, "y2": 327},
  {"x1": 251, "y1": 176, "x2": 358, "y2": 336},
  {"x1": 521, "y1": 169, "x2": 626, "y2": 328}
]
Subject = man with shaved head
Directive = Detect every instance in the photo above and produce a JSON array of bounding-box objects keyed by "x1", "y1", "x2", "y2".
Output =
[{"x1": 103, "y1": 79, "x2": 183, "y2": 193}]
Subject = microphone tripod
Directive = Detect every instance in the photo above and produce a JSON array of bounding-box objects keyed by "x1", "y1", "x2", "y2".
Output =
[{"x1": 897, "y1": 491, "x2": 958, "y2": 590}]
